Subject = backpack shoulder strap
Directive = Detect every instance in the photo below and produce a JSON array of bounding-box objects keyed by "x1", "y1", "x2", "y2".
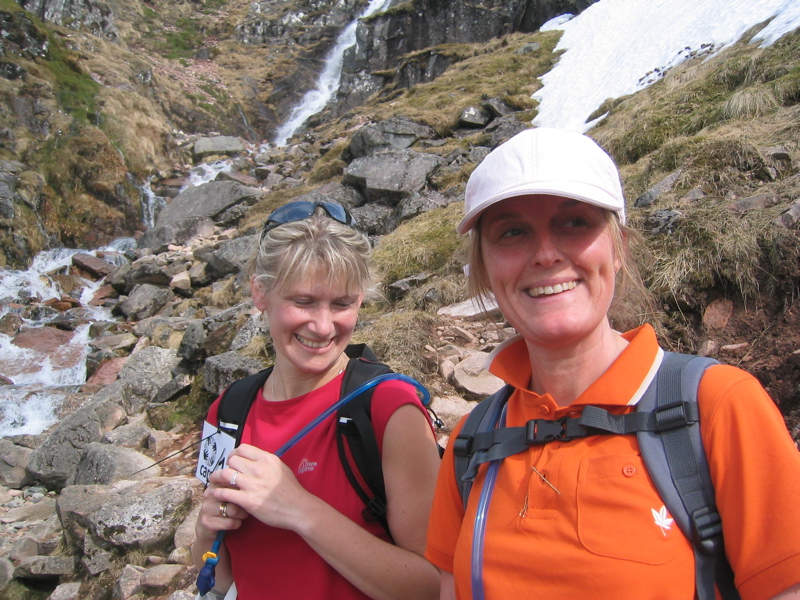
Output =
[
  {"x1": 336, "y1": 344, "x2": 394, "y2": 538},
  {"x1": 453, "y1": 384, "x2": 514, "y2": 510},
  {"x1": 637, "y1": 352, "x2": 739, "y2": 600},
  {"x1": 217, "y1": 367, "x2": 273, "y2": 446}
]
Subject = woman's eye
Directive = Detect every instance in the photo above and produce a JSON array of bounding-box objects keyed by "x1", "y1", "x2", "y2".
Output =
[
  {"x1": 499, "y1": 227, "x2": 524, "y2": 238},
  {"x1": 334, "y1": 299, "x2": 357, "y2": 309},
  {"x1": 562, "y1": 216, "x2": 589, "y2": 228}
]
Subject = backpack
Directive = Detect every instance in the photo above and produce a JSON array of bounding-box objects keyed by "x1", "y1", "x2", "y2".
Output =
[
  {"x1": 215, "y1": 343, "x2": 440, "y2": 541},
  {"x1": 452, "y1": 351, "x2": 740, "y2": 600}
]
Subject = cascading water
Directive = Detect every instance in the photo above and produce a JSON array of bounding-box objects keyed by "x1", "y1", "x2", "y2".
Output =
[
  {"x1": 0, "y1": 155, "x2": 240, "y2": 439},
  {"x1": 141, "y1": 178, "x2": 167, "y2": 230},
  {"x1": 0, "y1": 242, "x2": 132, "y2": 437},
  {"x1": 139, "y1": 159, "x2": 234, "y2": 229},
  {"x1": 272, "y1": 0, "x2": 395, "y2": 146}
]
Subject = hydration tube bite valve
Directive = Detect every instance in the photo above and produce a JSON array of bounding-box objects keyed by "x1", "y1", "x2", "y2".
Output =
[{"x1": 196, "y1": 530, "x2": 224, "y2": 597}]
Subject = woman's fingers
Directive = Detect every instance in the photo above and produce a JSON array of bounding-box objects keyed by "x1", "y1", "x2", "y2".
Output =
[
  {"x1": 205, "y1": 447, "x2": 310, "y2": 531},
  {"x1": 199, "y1": 486, "x2": 246, "y2": 530},
  {"x1": 209, "y1": 466, "x2": 244, "y2": 489}
]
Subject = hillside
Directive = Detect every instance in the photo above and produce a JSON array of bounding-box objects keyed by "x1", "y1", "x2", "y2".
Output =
[
  {"x1": 0, "y1": 0, "x2": 799, "y2": 597},
  {"x1": 0, "y1": 0, "x2": 797, "y2": 429},
  {"x1": 0, "y1": 0, "x2": 797, "y2": 427}
]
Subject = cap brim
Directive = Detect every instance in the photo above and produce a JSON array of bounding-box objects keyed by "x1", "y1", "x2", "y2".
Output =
[{"x1": 457, "y1": 182, "x2": 624, "y2": 234}]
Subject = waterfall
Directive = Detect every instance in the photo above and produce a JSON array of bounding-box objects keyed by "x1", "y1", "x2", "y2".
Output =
[
  {"x1": 141, "y1": 178, "x2": 167, "y2": 229},
  {"x1": 273, "y1": 0, "x2": 394, "y2": 146}
]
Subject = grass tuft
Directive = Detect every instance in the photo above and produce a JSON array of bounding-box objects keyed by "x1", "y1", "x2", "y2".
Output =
[
  {"x1": 372, "y1": 202, "x2": 466, "y2": 286},
  {"x1": 721, "y1": 87, "x2": 780, "y2": 119},
  {"x1": 353, "y1": 310, "x2": 442, "y2": 384}
]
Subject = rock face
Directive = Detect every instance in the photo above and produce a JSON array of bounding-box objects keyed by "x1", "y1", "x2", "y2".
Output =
[
  {"x1": 335, "y1": 0, "x2": 599, "y2": 113},
  {"x1": 0, "y1": 0, "x2": 601, "y2": 268},
  {"x1": 155, "y1": 181, "x2": 263, "y2": 229},
  {"x1": 16, "y1": 0, "x2": 118, "y2": 38}
]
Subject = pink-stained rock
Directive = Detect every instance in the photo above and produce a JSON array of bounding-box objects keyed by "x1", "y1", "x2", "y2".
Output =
[{"x1": 87, "y1": 357, "x2": 129, "y2": 386}]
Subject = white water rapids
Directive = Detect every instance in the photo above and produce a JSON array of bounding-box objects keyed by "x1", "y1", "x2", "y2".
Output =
[{"x1": 0, "y1": 243, "x2": 132, "y2": 436}]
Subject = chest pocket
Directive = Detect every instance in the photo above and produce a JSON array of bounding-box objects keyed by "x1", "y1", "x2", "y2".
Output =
[{"x1": 576, "y1": 453, "x2": 688, "y2": 564}]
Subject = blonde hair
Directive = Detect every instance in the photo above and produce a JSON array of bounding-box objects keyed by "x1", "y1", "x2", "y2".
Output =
[
  {"x1": 247, "y1": 210, "x2": 378, "y2": 299},
  {"x1": 467, "y1": 209, "x2": 654, "y2": 327}
]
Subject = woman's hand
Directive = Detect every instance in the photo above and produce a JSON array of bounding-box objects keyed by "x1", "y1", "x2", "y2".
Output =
[
  {"x1": 196, "y1": 479, "x2": 246, "y2": 540},
  {"x1": 208, "y1": 444, "x2": 316, "y2": 532}
]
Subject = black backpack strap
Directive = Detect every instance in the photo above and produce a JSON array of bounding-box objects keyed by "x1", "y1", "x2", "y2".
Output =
[
  {"x1": 336, "y1": 345, "x2": 394, "y2": 538},
  {"x1": 217, "y1": 367, "x2": 273, "y2": 446},
  {"x1": 637, "y1": 352, "x2": 739, "y2": 600},
  {"x1": 451, "y1": 392, "x2": 688, "y2": 481},
  {"x1": 452, "y1": 385, "x2": 514, "y2": 509}
]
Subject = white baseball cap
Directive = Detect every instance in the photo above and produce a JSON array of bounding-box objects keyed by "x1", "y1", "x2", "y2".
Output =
[{"x1": 458, "y1": 128, "x2": 626, "y2": 234}]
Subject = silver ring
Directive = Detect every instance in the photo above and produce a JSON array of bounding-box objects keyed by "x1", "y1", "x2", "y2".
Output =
[
  {"x1": 230, "y1": 470, "x2": 239, "y2": 487},
  {"x1": 219, "y1": 502, "x2": 228, "y2": 518}
]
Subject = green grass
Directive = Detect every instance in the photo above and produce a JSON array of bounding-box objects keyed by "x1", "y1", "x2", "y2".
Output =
[
  {"x1": 596, "y1": 28, "x2": 800, "y2": 166},
  {"x1": 2, "y1": 3, "x2": 101, "y2": 123},
  {"x1": 372, "y1": 202, "x2": 466, "y2": 286}
]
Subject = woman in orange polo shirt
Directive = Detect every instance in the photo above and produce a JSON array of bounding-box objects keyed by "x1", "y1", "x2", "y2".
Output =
[{"x1": 425, "y1": 128, "x2": 800, "y2": 600}]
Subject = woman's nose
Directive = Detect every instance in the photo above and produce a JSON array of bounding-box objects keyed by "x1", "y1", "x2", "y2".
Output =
[
  {"x1": 531, "y1": 231, "x2": 562, "y2": 266},
  {"x1": 308, "y1": 307, "x2": 335, "y2": 336}
]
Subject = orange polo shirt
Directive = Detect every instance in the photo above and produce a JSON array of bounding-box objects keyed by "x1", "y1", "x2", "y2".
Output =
[{"x1": 425, "y1": 324, "x2": 800, "y2": 600}]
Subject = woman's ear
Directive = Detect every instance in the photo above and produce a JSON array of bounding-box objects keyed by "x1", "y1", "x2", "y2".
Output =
[{"x1": 250, "y1": 276, "x2": 268, "y2": 311}]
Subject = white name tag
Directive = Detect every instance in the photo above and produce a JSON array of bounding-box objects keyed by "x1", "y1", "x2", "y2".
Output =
[{"x1": 195, "y1": 421, "x2": 236, "y2": 486}]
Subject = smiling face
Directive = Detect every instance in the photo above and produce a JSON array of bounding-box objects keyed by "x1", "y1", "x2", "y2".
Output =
[
  {"x1": 478, "y1": 194, "x2": 621, "y2": 351},
  {"x1": 252, "y1": 265, "x2": 363, "y2": 380}
]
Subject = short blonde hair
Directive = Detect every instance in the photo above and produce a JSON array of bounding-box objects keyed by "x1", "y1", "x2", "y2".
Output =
[{"x1": 248, "y1": 210, "x2": 378, "y2": 299}]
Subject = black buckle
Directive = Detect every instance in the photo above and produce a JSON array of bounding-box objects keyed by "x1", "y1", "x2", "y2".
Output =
[
  {"x1": 654, "y1": 401, "x2": 692, "y2": 431},
  {"x1": 526, "y1": 419, "x2": 569, "y2": 443},
  {"x1": 453, "y1": 434, "x2": 472, "y2": 457},
  {"x1": 691, "y1": 506, "x2": 724, "y2": 556},
  {"x1": 362, "y1": 497, "x2": 387, "y2": 521}
]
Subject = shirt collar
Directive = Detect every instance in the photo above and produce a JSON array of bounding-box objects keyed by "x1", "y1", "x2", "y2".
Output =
[{"x1": 486, "y1": 324, "x2": 663, "y2": 408}]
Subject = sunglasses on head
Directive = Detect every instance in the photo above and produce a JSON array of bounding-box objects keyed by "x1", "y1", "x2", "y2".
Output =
[{"x1": 260, "y1": 201, "x2": 357, "y2": 238}]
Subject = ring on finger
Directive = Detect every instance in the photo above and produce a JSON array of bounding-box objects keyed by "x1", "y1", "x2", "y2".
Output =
[
  {"x1": 230, "y1": 470, "x2": 239, "y2": 487},
  {"x1": 219, "y1": 502, "x2": 228, "y2": 518}
]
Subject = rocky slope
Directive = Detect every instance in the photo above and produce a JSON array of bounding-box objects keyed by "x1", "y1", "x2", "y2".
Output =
[
  {"x1": 0, "y1": 0, "x2": 799, "y2": 598},
  {"x1": 0, "y1": 0, "x2": 592, "y2": 268}
]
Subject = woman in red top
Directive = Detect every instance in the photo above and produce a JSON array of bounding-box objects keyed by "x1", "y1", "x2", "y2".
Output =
[
  {"x1": 193, "y1": 201, "x2": 441, "y2": 600},
  {"x1": 425, "y1": 128, "x2": 800, "y2": 600}
]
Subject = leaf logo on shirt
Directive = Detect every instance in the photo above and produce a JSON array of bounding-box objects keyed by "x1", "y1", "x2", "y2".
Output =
[{"x1": 652, "y1": 505, "x2": 674, "y2": 536}]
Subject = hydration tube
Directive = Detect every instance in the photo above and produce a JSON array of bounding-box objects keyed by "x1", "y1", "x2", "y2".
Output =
[
  {"x1": 470, "y1": 402, "x2": 508, "y2": 600},
  {"x1": 276, "y1": 373, "x2": 430, "y2": 456},
  {"x1": 196, "y1": 372, "x2": 430, "y2": 598}
]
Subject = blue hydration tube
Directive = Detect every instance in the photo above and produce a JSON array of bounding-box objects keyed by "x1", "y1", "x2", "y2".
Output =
[
  {"x1": 196, "y1": 373, "x2": 430, "y2": 597},
  {"x1": 470, "y1": 402, "x2": 508, "y2": 600}
]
